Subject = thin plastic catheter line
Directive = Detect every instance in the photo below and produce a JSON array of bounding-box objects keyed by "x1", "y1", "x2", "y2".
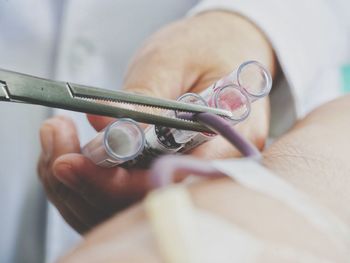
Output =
[
  {"x1": 194, "y1": 113, "x2": 260, "y2": 158},
  {"x1": 150, "y1": 112, "x2": 260, "y2": 188},
  {"x1": 178, "y1": 112, "x2": 260, "y2": 158}
]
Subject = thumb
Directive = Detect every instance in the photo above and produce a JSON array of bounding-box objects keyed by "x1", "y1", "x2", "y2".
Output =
[
  {"x1": 88, "y1": 46, "x2": 199, "y2": 131},
  {"x1": 122, "y1": 43, "x2": 199, "y2": 99}
]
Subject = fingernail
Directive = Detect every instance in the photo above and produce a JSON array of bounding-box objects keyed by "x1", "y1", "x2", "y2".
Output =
[{"x1": 40, "y1": 126, "x2": 53, "y2": 162}]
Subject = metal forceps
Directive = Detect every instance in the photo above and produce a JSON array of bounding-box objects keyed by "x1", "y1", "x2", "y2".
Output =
[{"x1": 0, "y1": 69, "x2": 232, "y2": 133}]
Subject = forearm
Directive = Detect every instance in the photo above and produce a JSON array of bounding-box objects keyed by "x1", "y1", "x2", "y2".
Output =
[
  {"x1": 263, "y1": 95, "x2": 350, "y2": 223},
  {"x1": 62, "y1": 179, "x2": 344, "y2": 262}
]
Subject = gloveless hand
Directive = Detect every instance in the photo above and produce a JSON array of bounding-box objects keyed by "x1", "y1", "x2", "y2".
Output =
[{"x1": 38, "y1": 11, "x2": 275, "y2": 233}]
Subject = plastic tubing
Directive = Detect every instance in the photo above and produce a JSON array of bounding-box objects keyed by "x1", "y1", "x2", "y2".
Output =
[
  {"x1": 82, "y1": 118, "x2": 145, "y2": 168},
  {"x1": 150, "y1": 112, "x2": 261, "y2": 188}
]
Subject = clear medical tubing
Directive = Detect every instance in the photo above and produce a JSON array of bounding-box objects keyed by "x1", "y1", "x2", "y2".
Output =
[
  {"x1": 214, "y1": 60, "x2": 272, "y2": 101},
  {"x1": 85, "y1": 61, "x2": 272, "y2": 168},
  {"x1": 149, "y1": 60, "x2": 271, "y2": 148},
  {"x1": 200, "y1": 84, "x2": 251, "y2": 123},
  {"x1": 82, "y1": 118, "x2": 145, "y2": 168},
  {"x1": 150, "y1": 112, "x2": 261, "y2": 188},
  {"x1": 199, "y1": 61, "x2": 272, "y2": 120},
  {"x1": 172, "y1": 61, "x2": 271, "y2": 150},
  {"x1": 171, "y1": 93, "x2": 208, "y2": 144},
  {"x1": 172, "y1": 85, "x2": 251, "y2": 149}
]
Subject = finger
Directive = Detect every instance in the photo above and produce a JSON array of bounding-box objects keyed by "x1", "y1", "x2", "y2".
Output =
[
  {"x1": 38, "y1": 152, "x2": 92, "y2": 233},
  {"x1": 53, "y1": 153, "x2": 151, "y2": 210},
  {"x1": 86, "y1": 114, "x2": 115, "y2": 132},
  {"x1": 39, "y1": 116, "x2": 80, "y2": 189},
  {"x1": 52, "y1": 199, "x2": 90, "y2": 234},
  {"x1": 48, "y1": 176, "x2": 111, "y2": 232},
  {"x1": 86, "y1": 35, "x2": 230, "y2": 133},
  {"x1": 87, "y1": 48, "x2": 191, "y2": 132},
  {"x1": 38, "y1": 117, "x2": 76, "y2": 199},
  {"x1": 122, "y1": 23, "x2": 242, "y2": 97},
  {"x1": 39, "y1": 116, "x2": 99, "y2": 232},
  {"x1": 121, "y1": 24, "x2": 213, "y2": 100}
]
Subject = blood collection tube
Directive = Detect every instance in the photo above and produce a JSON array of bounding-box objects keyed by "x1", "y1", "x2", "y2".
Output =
[
  {"x1": 115, "y1": 61, "x2": 272, "y2": 168},
  {"x1": 122, "y1": 93, "x2": 206, "y2": 168},
  {"x1": 208, "y1": 60, "x2": 272, "y2": 100},
  {"x1": 125, "y1": 61, "x2": 271, "y2": 167},
  {"x1": 167, "y1": 93, "x2": 208, "y2": 144},
  {"x1": 82, "y1": 118, "x2": 145, "y2": 168},
  {"x1": 178, "y1": 61, "x2": 271, "y2": 152},
  {"x1": 179, "y1": 84, "x2": 251, "y2": 152}
]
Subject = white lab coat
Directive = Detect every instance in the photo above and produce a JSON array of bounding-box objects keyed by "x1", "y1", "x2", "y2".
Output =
[{"x1": 0, "y1": 0, "x2": 348, "y2": 262}]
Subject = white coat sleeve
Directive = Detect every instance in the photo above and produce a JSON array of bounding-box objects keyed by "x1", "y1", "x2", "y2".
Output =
[{"x1": 188, "y1": 0, "x2": 348, "y2": 134}]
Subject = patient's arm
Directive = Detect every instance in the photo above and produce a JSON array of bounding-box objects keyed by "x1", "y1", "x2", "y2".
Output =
[
  {"x1": 263, "y1": 95, "x2": 350, "y2": 223},
  {"x1": 59, "y1": 95, "x2": 350, "y2": 263}
]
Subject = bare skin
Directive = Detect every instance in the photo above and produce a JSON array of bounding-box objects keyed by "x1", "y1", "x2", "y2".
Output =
[
  {"x1": 59, "y1": 95, "x2": 350, "y2": 263},
  {"x1": 38, "y1": 11, "x2": 275, "y2": 233}
]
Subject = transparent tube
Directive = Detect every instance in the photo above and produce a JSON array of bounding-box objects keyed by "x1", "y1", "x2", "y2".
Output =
[
  {"x1": 214, "y1": 60, "x2": 272, "y2": 101},
  {"x1": 82, "y1": 119, "x2": 145, "y2": 168},
  {"x1": 178, "y1": 61, "x2": 271, "y2": 153},
  {"x1": 174, "y1": 85, "x2": 250, "y2": 153},
  {"x1": 122, "y1": 93, "x2": 206, "y2": 169},
  {"x1": 172, "y1": 93, "x2": 207, "y2": 144},
  {"x1": 202, "y1": 84, "x2": 251, "y2": 123},
  {"x1": 144, "y1": 93, "x2": 206, "y2": 149},
  {"x1": 237, "y1": 60, "x2": 272, "y2": 99},
  {"x1": 125, "y1": 61, "x2": 272, "y2": 166}
]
